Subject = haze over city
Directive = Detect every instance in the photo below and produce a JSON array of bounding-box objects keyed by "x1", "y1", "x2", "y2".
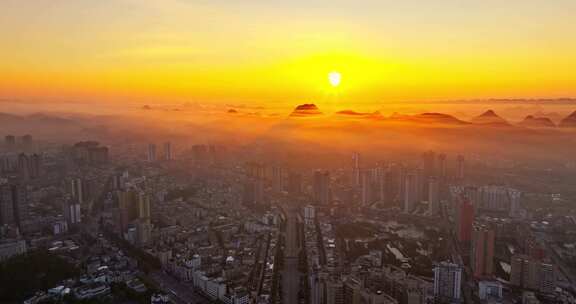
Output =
[{"x1": 1, "y1": 1, "x2": 576, "y2": 304}]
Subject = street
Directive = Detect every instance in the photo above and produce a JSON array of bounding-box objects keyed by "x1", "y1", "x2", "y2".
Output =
[
  {"x1": 282, "y1": 210, "x2": 302, "y2": 304},
  {"x1": 148, "y1": 271, "x2": 211, "y2": 304}
]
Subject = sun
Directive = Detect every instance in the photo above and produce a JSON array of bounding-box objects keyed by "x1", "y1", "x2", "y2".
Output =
[{"x1": 328, "y1": 71, "x2": 341, "y2": 87}]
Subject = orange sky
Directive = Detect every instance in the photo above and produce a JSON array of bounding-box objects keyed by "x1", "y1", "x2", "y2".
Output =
[{"x1": 1, "y1": 0, "x2": 576, "y2": 110}]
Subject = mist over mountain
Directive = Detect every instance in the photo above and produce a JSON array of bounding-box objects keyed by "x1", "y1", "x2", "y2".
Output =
[
  {"x1": 0, "y1": 112, "x2": 83, "y2": 138},
  {"x1": 471, "y1": 110, "x2": 510, "y2": 126},
  {"x1": 390, "y1": 112, "x2": 468, "y2": 125},
  {"x1": 533, "y1": 110, "x2": 565, "y2": 124},
  {"x1": 1, "y1": 104, "x2": 576, "y2": 162},
  {"x1": 290, "y1": 104, "x2": 323, "y2": 117},
  {"x1": 241, "y1": 104, "x2": 576, "y2": 163},
  {"x1": 559, "y1": 111, "x2": 576, "y2": 128},
  {"x1": 335, "y1": 110, "x2": 371, "y2": 116},
  {"x1": 518, "y1": 115, "x2": 556, "y2": 128}
]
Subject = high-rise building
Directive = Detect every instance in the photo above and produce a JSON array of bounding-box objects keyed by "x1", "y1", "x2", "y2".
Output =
[
  {"x1": 384, "y1": 163, "x2": 404, "y2": 204},
  {"x1": 287, "y1": 172, "x2": 303, "y2": 195},
  {"x1": 422, "y1": 151, "x2": 436, "y2": 174},
  {"x1": 437, "y1": 154, "x2": 447, "y2": 202},
  {"x1": 192, "y1": 144, "x2": 211, "y2": 165},
  {"x1": 21, "y1": 134, "x2": 33, "y2": 147},
  {"x1": 456, "y1": 200, "x2": 475, "y2": 242},
  {"x1": 163, "y1": 142, "x2": 172, "y2": 161},
  {"x1": 63, "y1": 198, "x2": 82, "y2": 225},
  {"x1": 352, "y1": 152, "x2": 361, "y2": 187},
  {"x1": 304, "y1": 205, "x2": 315, "y2": 224},
  {"x1": 415, "y1": 168, "x2": 426, "y2": 202},
  {"x1": 433, "y1": 262, "x2": 462, "y2": 302},
  {"x1": 437, "y1": 153, "x2": 447, "y2": 179},
  {"x1": 471, "y1": 226, "x2": 495, "y2": 278},
  {"x1": 508, "y1": 189, "x2": 522, "y2": 218},
  {"x1": 313, "y1": 170, "x2": 331, "y2": 205},
  {"x1": 0, "y1": 182, "x2": 16, "y2": 226},
  {"x1": 17, "y1": 153, "x2": 30, "y2": 181},
  {"x1": 29, "y1": 154, "x2": 42, "y2": 178},
  {"x1": 510, "y1": 254, "x2": 556, "y2": 293},
  {"x1": 428, "y1": 177, "x2": 440, "y2": 216},
  {"x1": 452, "y1": 185, "x2": 522, "y2": 214},
  {"x1": 0, "y1": 181, "x2": 27, "y2": 230},
  {"x1": 246, "y1": 162, "x2": 266, "y2": 178},
  {"x1": 136, "y1": 220, "x2": 152, "y2": 246},
  {"x1": 138, "y1": 192, "x2": 151, "y2": 223},
  {"x1": 397, "y1": 165, "x2": 407, "y2": 203},
  {"x1": 420, "y1": 151, "x2": 436, "y2": 201},
  {"x1": 69, "y1": 178, "x2": 85, "y2": 205},
  {"x1": 0, "y1": 155, "x2": 17, "y2": 173},
  {"x1": 361, "y1": 169, "x2": 376, "y2": 206},
  {"x1": 4, "y1": 135, "x2": 16, "y2": 147},
  {"x1": 421, "y1": 150, "x2": 436, "y2": 177},
  {"x1": 71, "y1": 141, "x2": 109, "y2": 164},
  {"x1": 271, "y1": 166, "x2": 285, "y2": 193},
  {"x1": 15, "y1": 153, "x2": 42, "y2": 180},
  {"x1": 117, "y1": 189, "x2": 141, "y2": 233},
  {"x1": 11, "y1": 184, "x2": 26, "y2": 230},
  {"x1": 403, "y1": 172, "x2": 418, "y2": 213},
  {"x1": 456, "y1": 155, "x2": 465, "y2": 180},
  {"x1": 378, "y1": 166, "x2": 393, "y2": 205},
  {"x1": 147, "y1": 144, "x2": 157, "y2": 162},
  {"x1": 371, "y1": 165, "x2": 389, "y2": 204},
  {"x1": 242, "y1": 178, "x2": 265, "y2": 206}
]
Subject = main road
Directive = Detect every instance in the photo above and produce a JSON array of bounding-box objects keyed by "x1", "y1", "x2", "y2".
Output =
[
  {"x1": 282, "y1": 208, "x2": 302, "y2": 304},
  {"x1": 148, "y1": 271, "x2": 211, "y2": 304}
]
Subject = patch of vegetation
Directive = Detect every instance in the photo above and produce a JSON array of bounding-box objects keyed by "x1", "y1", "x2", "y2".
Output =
[{"x1": 0, "y1": 250, "x2": 79, "y2": 302}]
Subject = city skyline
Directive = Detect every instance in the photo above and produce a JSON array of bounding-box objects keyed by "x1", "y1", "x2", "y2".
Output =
[{"x1": 1, "y1": 2, "x2": 576, "y2": 304}]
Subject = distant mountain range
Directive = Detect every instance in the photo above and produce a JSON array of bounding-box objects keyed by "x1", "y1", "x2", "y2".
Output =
[
  {"x1": 0, "y1": 112, "x2": 78, "y2": 125},
  {"x1": 290, "y1": 104, "x2": 576, "y2": 129},
  {"x1": 0, "y1": 112, "x2": 101, "y2": 140},
  {"x1": 518, "y1": 115, "x2": 556, "y2": 128}
]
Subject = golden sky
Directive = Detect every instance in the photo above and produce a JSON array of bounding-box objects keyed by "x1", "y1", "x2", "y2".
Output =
[{"x1": 1, "y1": 0, "x2": 576, "y2": 110}]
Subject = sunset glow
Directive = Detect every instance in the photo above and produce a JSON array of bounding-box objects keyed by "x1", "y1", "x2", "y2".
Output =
[
  {"x1": 0, "y1": 0, "x2": 575, "y2": 108},
  {"x1": 1, "y1": 3, "x2": 576, "y2": 302}
]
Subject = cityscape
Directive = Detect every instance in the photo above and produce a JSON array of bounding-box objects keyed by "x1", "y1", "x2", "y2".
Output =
[
  {"x1": 1, "y1": 1, "x2": 576, "y2": 304},
  {"x1": 1, "y1": 104, "x2": 576, "y2": 304}
]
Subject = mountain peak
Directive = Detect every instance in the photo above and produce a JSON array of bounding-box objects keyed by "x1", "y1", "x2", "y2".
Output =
[
  {"x1": 290, "y1": 103, "x2": 322, "y2": 117},
  {"x1": 519, "y1": 115, "x2": 555, "y2": 128},
  {"x1": 471, "y1": 110, "x2": 509, "y2": 126},
  {"x1": 559, "y1": 110, "x2": 576, "y2": 128},
  {"x1": 480, "y1": 109, "x2": 498, "y2": 117}
]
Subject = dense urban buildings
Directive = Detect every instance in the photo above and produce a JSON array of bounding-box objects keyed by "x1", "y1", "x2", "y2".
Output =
[
  {"x1": 2, "y1": 0, "x2": 576, "y2": 302},
  {"x1": 1, "y1": 118, "x2": 576, "y2": 304}
]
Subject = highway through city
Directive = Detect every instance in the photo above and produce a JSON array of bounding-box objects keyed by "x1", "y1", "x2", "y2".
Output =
[{"x1": 282, "y1": 209, "x2": 302, "y2": 304}]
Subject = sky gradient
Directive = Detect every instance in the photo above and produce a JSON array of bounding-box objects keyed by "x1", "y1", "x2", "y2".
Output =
[{"x1": 1, "y1": 0, "x2": 576, "y2": 110}]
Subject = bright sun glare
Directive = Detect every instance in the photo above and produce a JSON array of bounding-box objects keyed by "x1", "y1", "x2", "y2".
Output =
[{"x1": 328, "y1": 71, "x2": 341, "y2": 87}]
